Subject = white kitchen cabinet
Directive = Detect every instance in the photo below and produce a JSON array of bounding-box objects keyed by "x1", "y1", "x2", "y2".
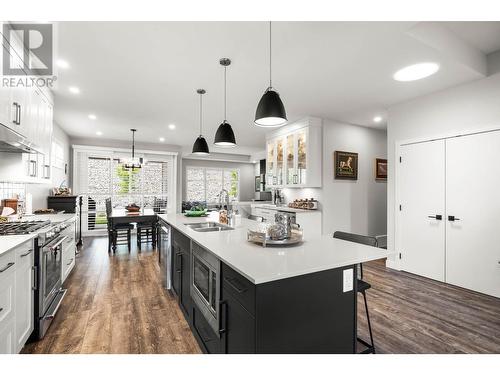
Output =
[
  {"x1": 0, "y1": 239, "x2": 35, "y2": 354},
  {"x1": 62, "y1": 220, "x2": 77, "y2": 283},
  {"x1": 14, "y1": 241, "x2": 34, "y2": 352},
  {"x1": 265, "y1": 117, "x2": 322, "y2": 188},
  {"x1": 0, "y1": 249, "x2": 16, "y2": 354},
  {"x1": 0, "y1": 23, "x2": 54, "y2": 184}
]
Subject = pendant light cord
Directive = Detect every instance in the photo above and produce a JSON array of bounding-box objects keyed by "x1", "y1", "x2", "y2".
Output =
[
  {"x1": 224, "y1": 65, "x2": 227, "y2": 122},
  {"x1": 269, "y1": 21, "x2": 272, "y2": 89},
  {"x1": 199, "y1": 93, "x2": 203, "y2": 136},
  {"x1": 131, "y1": 130, "x2": 135, "y2": 158}
]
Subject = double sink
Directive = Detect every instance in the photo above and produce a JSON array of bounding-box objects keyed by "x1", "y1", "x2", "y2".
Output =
[{"x1": 184, "y1": 222, "x2": 235, "y2": 232}]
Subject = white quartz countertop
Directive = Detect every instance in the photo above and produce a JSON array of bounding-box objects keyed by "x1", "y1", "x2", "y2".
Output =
[
  {"x1": 0, "y1": 213, "x2": 76, "y2": 256},
  {"x1": 158, "y1": 214, "x2": 387, "y2": 284},
  {"x1": 0, "y1": 234, "x2": 35, "y2": 257}
]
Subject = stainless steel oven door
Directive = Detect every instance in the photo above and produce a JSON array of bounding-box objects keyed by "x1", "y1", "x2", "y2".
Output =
[
  {"x1": 191, "y1": 245, "x2": 220, "y2": 336},
  {"x1": 40, "y1": 235, "x2": 67, "y2": 314}
]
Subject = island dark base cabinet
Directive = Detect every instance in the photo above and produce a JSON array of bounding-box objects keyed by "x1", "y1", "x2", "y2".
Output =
[
  {"x1": 192, "y1": 262, "x2": 356, "y2": 354},
  {"x1": 167, "y1": 226, "x2": 357, "y2": 354}
]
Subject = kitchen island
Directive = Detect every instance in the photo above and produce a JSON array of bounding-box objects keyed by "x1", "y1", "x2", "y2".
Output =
[{"x1": 157, "y1": 214, "x2": 387, "y2": 354}]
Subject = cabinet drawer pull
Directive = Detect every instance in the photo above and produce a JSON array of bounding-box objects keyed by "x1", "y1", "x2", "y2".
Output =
[
  {"x1": 0, "y1": 262, "x2": 15, "y2": 273},
  {"x1": 20, "y1": 249, "x2": 33, "y2": 257},
  {"x1": 224, "y1": 276, "x2": 247, "y2": 294},
  {"x1": 0, "y1": 307, "x2": 3, "y2": 313},
  {"x1": 66, "y1": 258, "x2": 74, "y2": 266}
]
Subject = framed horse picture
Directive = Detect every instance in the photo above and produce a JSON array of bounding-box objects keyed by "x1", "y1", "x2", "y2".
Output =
[{"x1": 334, "y1": 151, "x2": 358, "y2": 180}]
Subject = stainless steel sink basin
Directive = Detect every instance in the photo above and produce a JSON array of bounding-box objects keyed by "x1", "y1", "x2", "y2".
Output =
[{"x1": 184, "y1": 222, "x2": 234, "y2": 232}]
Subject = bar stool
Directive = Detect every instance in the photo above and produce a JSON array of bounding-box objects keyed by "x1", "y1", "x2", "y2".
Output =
[{"x1": 333, "y1": 231, "x2": 377, "y2": 354}]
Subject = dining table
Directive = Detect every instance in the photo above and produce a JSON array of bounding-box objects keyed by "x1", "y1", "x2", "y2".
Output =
[{"x1": 109, "y1": 208, "x2": 158, "y2": 248}]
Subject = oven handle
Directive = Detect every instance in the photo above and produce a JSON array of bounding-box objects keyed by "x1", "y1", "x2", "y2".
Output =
[
  {"x1": 44, "y1": 236, "x2": 68, "y2": 253},
  {"x1": 44, "y1": 289, "x2": 67, "y2": 320}
]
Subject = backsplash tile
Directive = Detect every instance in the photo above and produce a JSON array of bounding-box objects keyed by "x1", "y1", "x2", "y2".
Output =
[{"x1": 0, "y1": 182, "x2": 26, "y2": 201}]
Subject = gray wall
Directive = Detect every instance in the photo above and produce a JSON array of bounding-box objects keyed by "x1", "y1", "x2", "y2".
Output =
[
  {"x1": 181, "y1": 158, "x2": 255, "y2": 202},
  {"x1": 284, "y1": 119, "x2": 387, "y2": 236},
  {"x1": 387, "y1": 72, "x2": 500, "y2": 265}
]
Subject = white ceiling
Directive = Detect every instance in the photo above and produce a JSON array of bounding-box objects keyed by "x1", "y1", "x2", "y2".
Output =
[{"x1": 53, "y1": 21, "x2": 500, "y2": 152}]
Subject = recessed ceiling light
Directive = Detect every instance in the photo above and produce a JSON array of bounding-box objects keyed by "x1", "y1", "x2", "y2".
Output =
[
  {"x1": 168, "y1": 124, "x2": 176, "y2": 130},
  {"x1": 88, "y1": 114, "x2": 97, "y2": 120},
  {"x1": 56, "y1": 59, "x2": 69, "y2": 69},
  {"x1": 69, "y1": 86, "x2": 80, "y2": 94},
  {"x1": 393, "y1": 62, "x2": 439, "y2": 82},
  {"x1": 159, "y1": 137, "x2": 165, "y2": 142},
  {"x1": 96, "y1": 131, "x2": 102, "y2": 136},
  {"x1": 373, "y1": 116, "x2": 382, "y2": 123}
]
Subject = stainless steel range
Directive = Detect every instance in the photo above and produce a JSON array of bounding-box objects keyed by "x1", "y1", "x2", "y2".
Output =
[
  {"x1": 0, "y1": 220, "x2": 50, "y2": 235},
  {"x1": 33, "y1": 220, "x2": 71, "y2": 339},
  {"x1": 0, "y1": 219, "x2": 70, "y2": 339}
]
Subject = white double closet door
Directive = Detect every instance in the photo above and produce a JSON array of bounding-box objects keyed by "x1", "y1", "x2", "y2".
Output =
[{"x1": 399, "y1": 130, "x2": 500, "y2": 298}]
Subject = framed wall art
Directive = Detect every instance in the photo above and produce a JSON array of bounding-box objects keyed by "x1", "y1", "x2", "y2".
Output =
[
  {"x1": 334, "y1": 151, "x2": 358, "y2": 180},
  {"x1": 375, "y1": 158, "x2": 387, "y2": 180}
]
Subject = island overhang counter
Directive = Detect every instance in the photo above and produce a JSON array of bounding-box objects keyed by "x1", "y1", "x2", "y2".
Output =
[{"x1": 157, "y1": 214, "x2": 387, "y2": 354}]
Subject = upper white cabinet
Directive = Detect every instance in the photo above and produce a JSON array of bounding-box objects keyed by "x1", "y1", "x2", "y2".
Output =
[
  {"x1": 0, "y1": 23, "x2": 54, "y2": 184},
  {"x1": 266, "y1": 117, "x2": 322, "y2": 188}
]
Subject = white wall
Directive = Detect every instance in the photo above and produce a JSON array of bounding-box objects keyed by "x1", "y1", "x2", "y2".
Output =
[
  {"x1": 182, "y1": 158, "x2": 256, "y2": 202},
  {"x1": 387, "y1": 72, "x2": 500, "y2": 265},
  {"x1": 284, "y1": 119, "x2": 387, "y2": 236}
]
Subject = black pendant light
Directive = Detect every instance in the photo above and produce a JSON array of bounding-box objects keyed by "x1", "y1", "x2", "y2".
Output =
[
  {"x1": 192, "y1": 89, "x2": 210, "y2": 155},
  {"x1": 254, "y1": 21, "x2": 287, "y2": 127},
  {"x1": 214, "y1": 58, "x2": 237, "y2": 147},
  {"x1": 122, "y1": 129, "x2": 143, "y2": 170}
]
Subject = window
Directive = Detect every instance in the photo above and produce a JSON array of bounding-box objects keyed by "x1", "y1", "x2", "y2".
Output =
[
  {"x1": 186, "y1": 167, "x2": 239, "y2": 203},
  {"x1": 74, "y1": 148, "x2": 174, "y2": 233}
]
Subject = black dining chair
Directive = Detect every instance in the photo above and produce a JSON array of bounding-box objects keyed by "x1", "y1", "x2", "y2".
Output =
[
  {"x1": 105, "y1": 198, "x2": 133, "y2": 253},
  {"x1": 136, "y1": 220, "x2": 156, "y2": 250},
  {"x1": 333, "y1": 231, "x2": 378, "y2": 354}
]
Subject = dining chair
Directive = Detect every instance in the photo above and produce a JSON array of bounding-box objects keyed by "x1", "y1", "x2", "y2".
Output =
[
  {"x1": 105, "y1": 198, "x2": 133, "y2": 253},
  {"x1": 333, "y1": 231, "x2": 378, "y2": 354}
]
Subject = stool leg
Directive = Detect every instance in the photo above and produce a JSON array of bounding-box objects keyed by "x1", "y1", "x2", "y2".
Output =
[
  {"x1": 362, "y1": 290, "x2": 376, "y2": 354},
  {"x1": 127, "y1": 229, "x2": 131, "y2": 252}
]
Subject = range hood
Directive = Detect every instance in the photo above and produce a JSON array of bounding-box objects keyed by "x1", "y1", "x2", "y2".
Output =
[{"x1": 0, "y1": 123, "x2": 42, "y2": 154}]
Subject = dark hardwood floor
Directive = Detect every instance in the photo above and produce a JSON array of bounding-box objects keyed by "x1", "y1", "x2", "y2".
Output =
[
  {"x1": 359, "y1": 260, "x2": 500, "y2": 354},
  {"x1": 23, "y1": 237, "x2": 500, "y2": 354},
  {"x1": 23, "y1": 237, "x2": 201, "y2": 354}
]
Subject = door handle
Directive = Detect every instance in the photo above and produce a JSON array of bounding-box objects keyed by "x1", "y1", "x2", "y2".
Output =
[
  {"x1": 448, "y1": 215, "x2": 460, "y2": 222},
  {"x1": 17, "y1": 104, "x2": 21, "y2": 124},
  {"x1": 428, "y1": 215, "x2": 442, "y2": 220}
]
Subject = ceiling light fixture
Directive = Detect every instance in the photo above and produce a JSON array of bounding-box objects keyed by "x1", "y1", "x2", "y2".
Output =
[
  {"x1": 254, "y1": 21, "x2": 287, "y2": 127},
  {"x1": 159, "y1": 137, "x2": 165, "y2": 142},
  {"x1": 96, "y1": 131, "x2": 102, "y2": 136},
  {"x1": 393, "y1": 62, "x2": 439, "y2": 82},
  {"x1": 56, "y1": 59, "x2": 69, "y2": 69},
  {"x1": 88, "y1": 114, "x2": 97, "y2": 120},
  {"x1": 69, "y1": 86, "x2": 80, "y2": 94},
  {"x1": 192, "y1": 89, "x2": 210, "y2": 155},
  {"x1": 122, "y1": 129, "x2": 143, "y2": 169},
  {"x1": 168, "y1": 124, "x2": 176, "y2": 130},
  {"x1": 214, "y1": 58, "x2": 237, "y2": 147},
  {"x1": 373, "y1": 116, "x2": 382, "y2": 123}
]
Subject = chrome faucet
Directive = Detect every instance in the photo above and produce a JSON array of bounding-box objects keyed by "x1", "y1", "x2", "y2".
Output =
[{"x1": 218, "y1": 189, "x2": 231, "y2": 211}]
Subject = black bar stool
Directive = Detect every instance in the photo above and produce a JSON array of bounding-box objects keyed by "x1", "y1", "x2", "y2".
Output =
[{"x1": 333, "y1": 231, "x2": 377, "y2": 354}]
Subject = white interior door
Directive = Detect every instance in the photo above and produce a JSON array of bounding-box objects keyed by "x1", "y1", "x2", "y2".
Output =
[
  {"x1": 446, "y1": 131, "x2": 500, "y2": 297},
  {"x1": 399, "y1": 140, "x2": 446, "y2": 281}
]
